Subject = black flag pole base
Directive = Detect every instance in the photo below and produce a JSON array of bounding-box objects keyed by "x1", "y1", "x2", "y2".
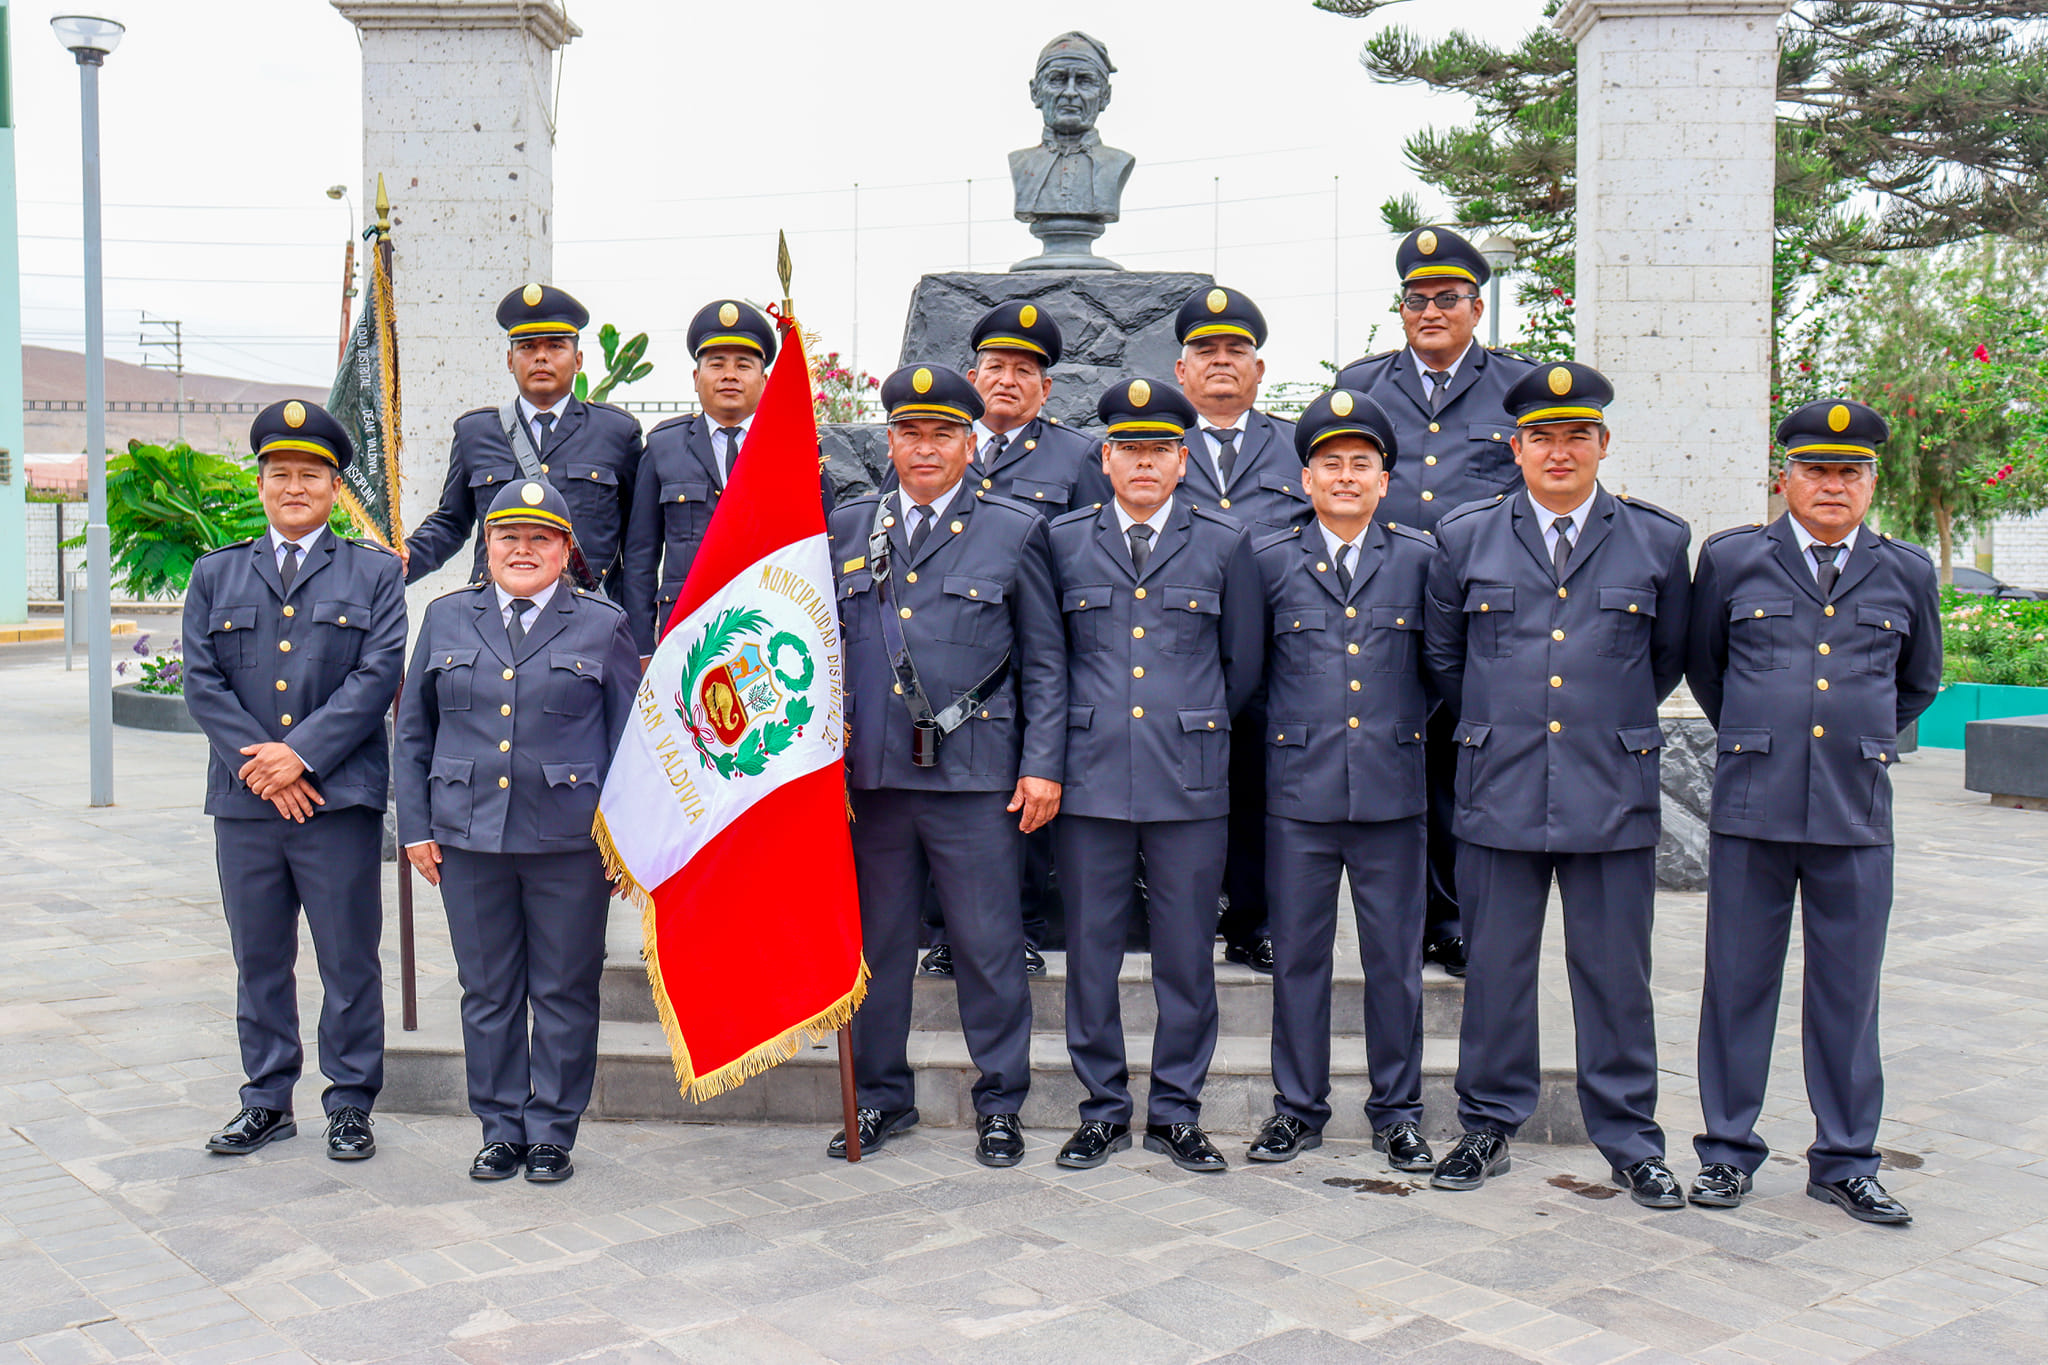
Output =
[{"x1": 837, "y1": 1024, "x2": 861, "y2": 1162}]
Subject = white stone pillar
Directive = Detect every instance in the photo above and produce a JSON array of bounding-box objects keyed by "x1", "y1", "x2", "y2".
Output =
[
  {"x1": 1557, "y1": 0, "x2": 1788, "y2": 544},
  {"x1": 331, "y1": 0, "x2": 578, "y2": 576}
]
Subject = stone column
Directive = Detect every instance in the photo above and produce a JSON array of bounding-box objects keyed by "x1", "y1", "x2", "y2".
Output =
[
  {"x1": 1557, "y1": 0, "x2": 1787, "y2": 542},
  {"x1": 330, "y1": 0, "x2": 578, "y2": 585}
]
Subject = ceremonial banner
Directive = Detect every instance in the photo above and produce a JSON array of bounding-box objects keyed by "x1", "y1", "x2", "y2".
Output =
[
  {"x1": 595, "y1": 318, "x2": 865, "y2": 1099},
  {"x1": 327, "y1": 210, "x2": 403, "y2": 547}
]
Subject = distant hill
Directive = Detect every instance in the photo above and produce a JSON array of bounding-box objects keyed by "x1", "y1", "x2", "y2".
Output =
[{"x1": 23, "y1": 345, "x2": 326, "y2": 456}]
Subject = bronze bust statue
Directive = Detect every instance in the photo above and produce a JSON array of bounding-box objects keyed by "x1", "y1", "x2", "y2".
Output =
[{"x1": 1009, "y1": 31, "x2": 1134, "y2": 271}]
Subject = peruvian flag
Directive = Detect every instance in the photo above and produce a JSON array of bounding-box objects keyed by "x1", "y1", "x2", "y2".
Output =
[{"x1": 596, "y1": 318, "x2": 864, "y2": 1100}]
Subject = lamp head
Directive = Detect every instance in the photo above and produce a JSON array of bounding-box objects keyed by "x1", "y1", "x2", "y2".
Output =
[
  {"x1": 326, "y1": 185, "x2": 348, "y2": 200},
  {"x1": 1477, "y1": 234, "x2": 1519, "y2": 273},
  {"x1": 51, "y1": 15, "x2": 125, "y2": 64}
]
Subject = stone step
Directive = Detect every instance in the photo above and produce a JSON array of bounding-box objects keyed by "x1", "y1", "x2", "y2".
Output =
[{"x1": 382, "y1": 995, "x2": 1587, "y2": 1144}]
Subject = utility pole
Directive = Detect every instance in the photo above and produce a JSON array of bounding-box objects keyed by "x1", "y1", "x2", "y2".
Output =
[{"x1": 139, "y1": 313, "x2": 184, "y2": 445}]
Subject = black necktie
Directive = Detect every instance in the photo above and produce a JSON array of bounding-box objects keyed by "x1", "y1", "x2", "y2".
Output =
[
  {"x1": 507, "y1": 597, "x2": 535, "y2": 650},
  {"x1": 718, "y1": 426, "x2": 743, "y2": 478},
  {"x1": 1551, "y1": 516, "x2": 1574, "y2": 580},
  {"x1": 1128, "y1": 522, "x2": 1154, "y2": 576},
  {"x1": 533, "y1": 410, "x2": 556, "y2": 450},
  {"x1": 1334, "y1": 542, "x2": 1354, "y2": 592},
  {"x1": 983, "y1": 432, "x2": 1008, "y2": 468},
  {"x1": 1426, "y1": 370, "x2": 1451, "y2": 412},
  {"x1": 1205, "y1": 428, "x2": 1239, "y2": 487},
  {"x1": 907, "y1": 504, "x2": 934, "y2": 557},
  {"x1": 278, "y1": 542, "x2": 301, "y2": 595},
  {"x1": 1813, "y1": 543, "x2": 1842, "y2": 598}
]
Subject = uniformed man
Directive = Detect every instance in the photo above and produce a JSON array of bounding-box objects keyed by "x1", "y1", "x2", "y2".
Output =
[
  {"x1": 825, "y1": 364, "x2": 1065, "y2": 1167},
  {"x1": 621, "y1": 298, "x2": 833, "y2": 659},
  {"x1": 402, "y1": 284, "x2": 644, "y2": 596},
  {"x1": 1048, "y1": 377, "x2": 1261, "y2": 1174},
  {"x1": 1685, "y1": 400, "x2": 1940, "y2": 1224},
  {"x1": 395, "y1": 479, "x2": 640, "y2": 1184},
  {"x1": 1338, "y1": 227, "x2": 1542, "y2": 980},
  {"x1": 1421, "y1": 362, "x2": 1693, "y2": 1207},
  {"x1": 1247, "y1": 389, "x2": 1436, "y2": 1172},
  {"x1": 182, "y1": 399, "x2": 406, "y2": 1159},
  {"x1": 1173, "y1": 284, "x2": 1310, "y2": 973}
]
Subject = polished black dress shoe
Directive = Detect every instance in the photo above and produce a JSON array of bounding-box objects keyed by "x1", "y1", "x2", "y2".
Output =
[
  {"x1": 1808, "y1": 1174, "x2": 1912, "y2": 1225},
  {"x1": 919, "y1": 945, "x2": 954, "y2": 977},
  {"x1": 1689, "y1": 1162, "x2": 1753, "y2": 1209},
  {"x1": 1057, "y1": 1120, "x2": 1132, "y2": 1169},
  {"x1": 1613, "y1": 1158, "x2": 1685, "y2": 1209},
  {"x1": 1247, "y1": 1114, "x2": 1321, "y2": 1163},
  {"x1": 1223, "y1": 938, "x2": 1275, "y2": 973},
  {"x1": 1431, "y1": 1130, "x2": 1509, "y2": 1190},
  {"x1": 1023, "y1": 945, "x2": 1046, "y2": 976},
  {"x1": 1144, "y1": 1122, "x2": 1228, "y2": 1173},
  {"x1": 470, "y1": 1141, "x2": 528, "y2": 1180},
  {"x1": 827, "y1": 1106, "x2": 919, "y2": 1159},
  {"x1": 524, "y1": 1143, "x2": 574, "y2": 1183},
  {"x1": 975, "y1": 1113, "x2": 1025, "y2": 1168},
  {"x1": 205, "y1": 1106, "x2": 296, "y2": 1154},
  {"x1": 324, "y1": 1106, "x2": 375, "y2": 1161},
  {"x1": 1424, "y1": 936, "x2": 1468, "y2": 978},
  {"x1": 1373, "y1": 1121, "x2": 1436, "y2": 1173}
]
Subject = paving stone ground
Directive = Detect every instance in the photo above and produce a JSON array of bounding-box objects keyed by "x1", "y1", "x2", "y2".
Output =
[{"x1": 4, "y1": 620, "x2": 2048, "y2": 1364}]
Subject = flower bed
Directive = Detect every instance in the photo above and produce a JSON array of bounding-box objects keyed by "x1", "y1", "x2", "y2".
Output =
[{"x1": 1941, "y1": 590, "x2": 2048, "y2": 687}]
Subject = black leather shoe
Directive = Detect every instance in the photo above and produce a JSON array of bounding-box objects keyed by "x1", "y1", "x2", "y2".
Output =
[
  {"x1": 1023, "y1": 945, "x2": 1046, "y2": 976},
  {"x1": 1613, "y1": 1157, "x2": 1685, "y2": 1209},
  {"x1": 1247, "y1": 1114, "x2": 1322, "y2": 1163},
  {"x1": 975, "y1": 1113, "x2": 1025, "y2": 1168},
  {"x1": 1431, "y1": 1130, "x2": 1509, "y2": 1190},
  {"x1": 324, "y1": 1106, "x2": 375, "y2": 1161},
  {"x1": 1223, "y1": 938, "x2": 1275, "y2": 974},
  {"x1": 1689, "y1": 1162, "x2": 1753, "y2": 1209},
  {"x1": 827, "y1": 1106, "x2": 919, "y2": 1159},
  {"x1": 919, "y1": 945, "x2": 954, "y2": 977},
  {"x1": 1373, "y1": 1121, "x2": 1436, "y2": 1173},
  {"x1": 470, "y1": 1141, "x2": 527, "y2": 1180},
  {"x1": 1424, "y1": 936, "x2": 1468, "y2": 978},
  {"x1": 1057, "y1": 1121, "x2": 1132, "y2": 1169},
  {"x1": 205, "y1": 1106, "x2": 296, "y2": 1155},
  {"x1": 524, "y1": 1143, "x2": 574, "y2": 1183},
  {"x1": 1808, "y1": 1174, "x2": 1912, "y2": 1225},
  {"x1": 1144, "y1": 1122, "x2": 1227, "y2": 1173}
]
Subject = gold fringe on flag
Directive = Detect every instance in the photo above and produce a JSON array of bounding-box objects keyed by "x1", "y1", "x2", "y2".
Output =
[{"x1": 593, "y1": 809, "x2": 870, "y2": 1103}]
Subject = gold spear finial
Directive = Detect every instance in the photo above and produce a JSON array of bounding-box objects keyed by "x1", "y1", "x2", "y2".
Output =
[
  {"x1": 777, "y1": 230, "x2": 794, "y2": 318},
  {"x1": 373, "y1": 173, "x2": 392, "y2": 238}
]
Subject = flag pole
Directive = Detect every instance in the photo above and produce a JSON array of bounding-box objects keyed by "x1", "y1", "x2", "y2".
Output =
[{"x1": 781, "y1": 229, "x2": 862, "y2": 1162}]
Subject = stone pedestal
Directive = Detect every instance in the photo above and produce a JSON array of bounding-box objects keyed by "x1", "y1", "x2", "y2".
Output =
[
  {"x1": 1557, "y1": 0, "x2": 1788, "y2": 541},
  {"x1": 331, "y1": 0, "x2": 579, "y2": 597}
]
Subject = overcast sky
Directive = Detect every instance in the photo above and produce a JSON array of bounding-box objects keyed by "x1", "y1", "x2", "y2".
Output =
[{"x1": 13, "y1": 0, "x2": 1549, "y2": 399}]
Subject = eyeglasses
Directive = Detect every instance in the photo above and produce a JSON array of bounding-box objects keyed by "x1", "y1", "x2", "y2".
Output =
[{"x1": 1398, "y1": 291, "x2": 1478, "y2": 313}]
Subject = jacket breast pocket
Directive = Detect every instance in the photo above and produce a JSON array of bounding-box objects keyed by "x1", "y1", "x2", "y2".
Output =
[
  {"x1": 428, "y1": 754, "x2": 474, "y2": 839},
  {"x1": 427, "y1": 646, "x2": 478, "y2": 711},
  {"x1": 540, "y1": 760, "x2": 602, "y2": 839},
  {"x1": 1616, "y1": 724, "x2": 1665, "y2": 813},
  {"x1": 1854, "y1": 605, "x2": 1907, "y2": 676},
  {"x1": 837, "y1": 571, "x2": 877, "y2": 643},
  {"x1": 1273, "y1": 608, "x2": 1329, "y2": 675},
  {"x1": 660, "y1": 477, "x2": 716, "y2": 536},
  {"x1": 1597, "y1": 585, "x2": 1656, "y2": 659},
  {"x1": 1453, "y1": 719, "x2": 1492, "y2": 811},
  {"x1": 307, "y1": 599, "x2": 370, "y2": 661},
  {"x1": 1371, "y1": 604, "x2": 1421, "y2": 673},
  {"x1": 467, "y1": 465, "x2": 520, "y2": 504},
  {"x1": 1009, "y1": 478, "x2": 1071, "y2": 509},
  {"x1": 545, "y1": 650, "x2": 605, "y2": 716},
  {"x1": 1464, "y1": 585, "x2": 1515, "y2": 659},
  {"x1": 1163, "y1": 585, "x2": 1222, "y2": 654},
  {"x1": 207, "y1": 604, "x2": 260, "y2": 671},
  {"x1": 1063, "y1": 585, "x2": 1113, "y2": 653},
  {"x1": 939, "y1": 575, "x2": 1007, "y2": 647},
  {"x1": 1178, "y1": 707, "x2": 1230, "y2": 790},
  {"x1": 1728, "y1": 597, "x2": 1794, "y2": 671},
  {"x1": 1464, "y1": 423, "x2": 1517, "y2": 490}
]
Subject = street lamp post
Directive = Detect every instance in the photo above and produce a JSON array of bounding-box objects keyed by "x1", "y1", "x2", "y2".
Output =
[
  {"x1": 1478, "y1": 234, "x2": 1519, "y2": 350},
  {"x1": 52, "y1": 14, "x2": 123, "y2": 808},
  {"x1": 327, "y1": 184, "x2": 356, "y2": 364}
]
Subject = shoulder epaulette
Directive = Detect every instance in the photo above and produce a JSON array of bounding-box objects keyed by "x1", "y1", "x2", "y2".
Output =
[
  {"x1": 198, "y1": 538, "x2": 255, "y2": 561},
  {"x1": 1251, "y1": 525, "x2": 1302, "y2": 554},
  {"x1": 583, "y1": 399, "x2": 636, "y2": 421},
  {"x1": 571, "y1": 586, "x2": 626, "y2": 611},
  {"x1": 1433, "y1": 495, "x2": 1502, "y2": 530},
  {"x1": 350, "y1": 536, "x2": 398, "y2": 556},
  {"x1": 1879, "y1": 532, "x2": 1933, "y2": 563},
  {"x1": 1384, "y1": 521, "x2": 1437, "y2": 545},
  {"x1": 649, "y1": 412, "x2": 697, "y2": 436},
  {"x1": 1487, "y1": 346, "x2": 1538, "y2": 365},
  {"x1": 978, "y1": 492, "x2": 1040, "y2": 520},
  {"x1": 457, "y1": 405, "x2": 498, "y2": 422},
  {"x1": 1190, "y1": 504, "x2": 1244, "y2": 530},
  {"x1": 1614, "y1": 493, "x2": 1687, "y2": 529},
  {"x1": 1702, "y1": 522, "x2": 1768, "y2": 548},
  {"x1": 1049, "y1": 504, "x2": 1102, "y2": 530}
]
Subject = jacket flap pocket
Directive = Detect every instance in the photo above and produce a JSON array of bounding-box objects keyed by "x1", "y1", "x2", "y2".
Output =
[
  {"x1": 1464, "y1": 584, "x2": 1514, "y2": 614},
  {"x1": 1617, "y1": 724, "x2": 1665, "y2": 752},
  {"x1": 1394, "y1": 720, "x2": 1425, "y2": 744},
  {"x1": 837, "y1": 571, "x2": 874, "y2": 599},
  {"x1": 1279, "y1": 608, "x2": 1327, "y2": 632},
  {"x1": 541, "y1": 760, "x2": 601, "y2": 788},
  {"x1": 210, "y1": 604, "x2": 260, "y2": 634},
  {"x1": 1372, "y1": 604, "x2": 1422, "y2": 630},
  {"x1": 1067, "y1": 704, "x2": 1095, "y2": 729},
  {"x1": 1856, "y1": 605, "x2": 1904, "y2": 631},
  {"x1": 1467, "y1": 421, "x2": 1511, "y2": 443},
  {"x1": 1166, "y1": 586, "x2": 1221, "y2": 615},
  {"x1": 467, "y1": 465, "x2": 519, "y2": 489},
  {"x1": 1010, "y1": 479, "x2": 1071, "y2": 504},
  {"x1": 548, "y1": 650, "x2": 603, "y2": 682},
  {"x1": 1598, "y1": 585, "x2": 1657, "y2": 618},
  {"x1": 312, "y1": 599, "x2": 368, "y2": 629},
  {"x1": 970, "y1": 691, "x2": 1016, "y2": 721},
  {"x1": 1063, "y1": 584, "x2": 1111, "y2": 612},
  {"x1": 1731, "y1": 596, "x2": 1794, "y2": 622},
  {"x1": 429, "y1": 755, "x2": 474, "y2": 784},
  {"x1": 943, "y1": 574, "x2": 1005, "y2": 604},
  {"x1": 1454, "y1": 719, "x2": 1492, "y2": 747},
  {"x1": 660, "y1": 478, "x2": 713, "y2": 503},
  {"x1": 563, "y1": 463, "x2": 618, "y2": 487},
  {"x1": 1717, "y1": 727, "x2": 1771, "y2": 754},
  {"x1": 1179, "y1": 707, "x2": 1231, "y2": 733},
  {"x1": 427, "y1": 647, "x2": 479, "y2": 672},
  {"x1": 1269, "y1": 723, "x2": 1307, "y2": 747},
  {"x1": 1860, "y1": 736, "x2": 1898, "y2": 764}
]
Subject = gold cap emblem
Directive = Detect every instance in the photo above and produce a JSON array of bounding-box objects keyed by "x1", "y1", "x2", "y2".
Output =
[
  {"x1": 282, "y1": 401, "x2": 306, "y2": 429},
  {"x1": 1417, "y1": 229, "x2": 1439, "y2": 255},
  {"x1": 1018, "y1": 304, "x2": 1038, "y2": 328},
  {"x1": 1129, "y1": 379, "x2": 1152, "y2": 407},
  {"x1": 1828, "y1": 403, "x2": 1852, "y2": 432},
  {"x1": 1205, "y1": 288, "x2": 1228, "y2": 314},
  {"x1": 520, "y1": 481, "x2": 546, "y2": 505},
  {"x1": 1548, "y1": 366, "x2": 1573, "y2": 396},
  {"x1": 522, "y1": 282, "x2": 544, "y2": 307},
  {"x1": 911, "y1": 367, "x2": 934, "y2": 394},
  {"x1": 1330, "y1": 392, "x2": 1354, "y2": 417},
  {"x1": 718, "y1": 302, "x2": 740, "y2": 327}
]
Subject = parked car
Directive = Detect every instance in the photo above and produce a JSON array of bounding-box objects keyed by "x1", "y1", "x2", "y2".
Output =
[{"x1": 1949, "y1": 565, "x2": 2042, "y2": 600}]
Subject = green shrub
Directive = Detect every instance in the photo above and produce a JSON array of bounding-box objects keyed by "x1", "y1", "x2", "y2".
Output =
[{"x1": 1940, "y1": 589, "x2": 2048, "y2": 687}]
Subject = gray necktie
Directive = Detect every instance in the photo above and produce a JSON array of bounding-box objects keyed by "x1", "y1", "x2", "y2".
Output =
[
  {"x1": 278, "y1": 542, "x2": 301, "y2": 595},
  {"x1": 907, "y1": 503, "x2": 934, "y2": 557},
  {"x1": 1426, "y1": 370, "x2": 1452, "y2": 412},
  {"x1": 533, "y1": 410, "x2": 555, "y2": 450},
  {"x1": 982, "y1": 432, "x2": 1008, "y2": 468},
  {"x1": 1334, "y1": 542, "x2": 1355, "y2": 592},
  {"x1": 507, "y1": 597, "x2": 535, "y2": 650},
  {"x1": 1813, "y1": 542, "x2": 1842, "y2": 598},
  {"x1": 718, "y1": 426, "x2": 743, "y2": 478},
  {"x1": 1205, "y1": 428, "x2": 1239, "y2": 487},
  {"x1": 1128, "y1": 522, "x2": 1154, "y2": 576},
  {"x1": 1551, "y1": 516, "x2": 1574, "y2": 580}
]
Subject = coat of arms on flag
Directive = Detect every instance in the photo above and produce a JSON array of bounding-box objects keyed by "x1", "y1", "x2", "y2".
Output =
[{"x1": 680, "y1": 611, "x2": 817, "y2": 777}]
